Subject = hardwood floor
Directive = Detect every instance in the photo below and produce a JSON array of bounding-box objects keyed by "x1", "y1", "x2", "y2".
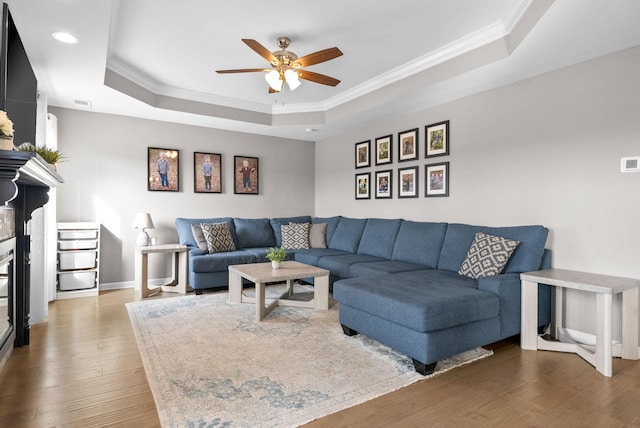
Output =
[{"x1": 1, "y1": 289, "x2": 639, "y2": 427}]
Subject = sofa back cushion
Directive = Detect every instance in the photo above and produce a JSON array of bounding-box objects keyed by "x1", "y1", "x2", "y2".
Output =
[
  {"x1": 175, "y1": 217, "x2": 232, "y2": 247},
  {"x1": 438, "y1": 223, "x2": 549, "y2": 274},
  {"x1": 269, "y1": 216, "x2": 312, "y2": 246},
  {"x1": 357, "y1": 218, "x2": 402, "y2": 258},
  {"x1": 392, "y1": 221, "x2": 448, "y2": 268},
  {"x1": 233, "y1": 218, "x2": 275, "y2": 248},
  {"x1": 328, "y1": 217, "x2": 367, "y2": 252},
  {"x1": 313, "y1": 216, "x2": 342, "y2": 244}
]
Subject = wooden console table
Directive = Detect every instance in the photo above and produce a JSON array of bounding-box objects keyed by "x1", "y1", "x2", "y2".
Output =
[{"x1": 521, "y1": 268, "x2": 639, "y2": 377}]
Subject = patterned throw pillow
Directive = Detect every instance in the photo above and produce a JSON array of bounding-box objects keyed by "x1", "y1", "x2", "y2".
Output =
[
  {"x1": 200, "y1": 222, "x2": 237, "y2": 253},
  {"x1": 281, "y1": 223, "x2": 310, "y2": 249},
  {"x1": 458, "y1": 232, "x2": 520, "y2": 279},
  {"x1": 190, "y1": 224, "x2": 209, "y2": 252}
]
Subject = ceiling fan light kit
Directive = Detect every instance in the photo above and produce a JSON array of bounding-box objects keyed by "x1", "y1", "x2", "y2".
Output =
[{"x1": 217, "y1": 36, "x2": 343, "y2": 93}]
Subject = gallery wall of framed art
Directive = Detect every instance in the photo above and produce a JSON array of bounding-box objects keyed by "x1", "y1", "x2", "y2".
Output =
[{"x1": 353, "y1": 120, "x2": 451, "y2": 201}]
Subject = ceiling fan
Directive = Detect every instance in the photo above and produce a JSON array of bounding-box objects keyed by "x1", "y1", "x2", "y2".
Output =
[{"x1": 216, "y1": 37, "x2": 343, "y2": 93}]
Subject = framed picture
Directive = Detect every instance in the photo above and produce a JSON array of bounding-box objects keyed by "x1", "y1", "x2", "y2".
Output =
[
  {"x1": 355, "y1": 140, "x2": 370, "y2": 168},
  {"x1": 375, "y1": 135, "x2": 392, "y2": 165},
  {"x1": 425, "y1": 162, "x2": 449, "y2": 197},
  {"x1": 148, "y1": 147, "x2": 179, "y2": 192},
  {"x1": 398, "y1": 166, "x2": 418, "y2": 198},
  {"x1": 425, "y1": 120, "x2": 449, "y2": 158},
  {"x1": 355, "y1": 172, "x2": 371, "y2": 200},
  {"x1": 398, "y1": 128, "x2": 418, "y2": 162},
  {"x1": 234, "y1": 155, "x2": 259, "y2": 194},
  {"x1": 194, "y1": 152, "x2": 222, "y2": 193},
  {"x1": 375, "y1": 169, "x2": 392, "y2": 199}
]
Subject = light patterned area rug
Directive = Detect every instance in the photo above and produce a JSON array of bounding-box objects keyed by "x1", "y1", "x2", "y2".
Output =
[{"x1": 126, "y1": 286, "x2": 492, "y2": 427}]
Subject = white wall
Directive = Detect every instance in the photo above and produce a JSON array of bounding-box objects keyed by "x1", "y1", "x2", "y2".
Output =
[
  {"x1": 315, "y1": 46, "x2": 640, "y2": 338},
  {"x1": 52, "y1": 108, "x2": 315, "y2": 285}
]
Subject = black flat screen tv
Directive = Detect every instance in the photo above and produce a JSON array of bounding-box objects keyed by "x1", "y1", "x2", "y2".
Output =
[{"x1": 0, "y1": 2, "x2": 37, "y2": 146}]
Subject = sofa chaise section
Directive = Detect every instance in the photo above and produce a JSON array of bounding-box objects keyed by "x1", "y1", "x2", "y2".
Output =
[{"x1": 333, "y1": 223, "x2": 552, "y2": 375}]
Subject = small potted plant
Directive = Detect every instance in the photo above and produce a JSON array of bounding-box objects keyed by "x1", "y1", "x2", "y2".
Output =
[
  {"x1": 266, "y1": 247, "x2": 287, "y2": 269},
  {"x1": 17, "y1": 142, "x2": 66, "y2": 169}
]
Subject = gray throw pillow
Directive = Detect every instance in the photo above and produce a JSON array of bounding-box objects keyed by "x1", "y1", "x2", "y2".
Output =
[
  {"x1": 200, "y1": 222, "x2": 237, "y2": 253},
  {"x1": 191, "y1": 224, "x2": 209, "y2": 252},
  {"x1": 458, "y1": 232, "x2": 519, "y2": 279},
  {"x1": 309, "y1": 223, "x2": 327, "y2": 248}
]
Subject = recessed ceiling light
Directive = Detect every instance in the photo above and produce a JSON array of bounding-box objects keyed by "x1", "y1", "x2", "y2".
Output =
[{"x1": 51, "y1": 32, "x2": 79, "y2": 44}]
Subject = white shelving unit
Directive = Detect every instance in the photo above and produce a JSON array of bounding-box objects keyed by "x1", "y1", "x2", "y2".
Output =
[{"x1": 56, "y1": 222, "x2": 100, "y2": 299}]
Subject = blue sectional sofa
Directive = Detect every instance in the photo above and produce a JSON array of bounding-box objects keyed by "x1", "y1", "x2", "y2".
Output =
[{"x1": 175, "y1": 215, "x2": 551, "y2": 374}]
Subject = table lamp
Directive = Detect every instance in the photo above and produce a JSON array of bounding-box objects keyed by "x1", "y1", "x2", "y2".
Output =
[{"x1": 132, "y1": 212, "x2": 155, "y2": 246}]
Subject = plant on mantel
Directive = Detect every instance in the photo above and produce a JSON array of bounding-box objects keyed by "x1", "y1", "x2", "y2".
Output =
[{"x1": 17, "y1": 142, "x2": 66, "y2": 167}]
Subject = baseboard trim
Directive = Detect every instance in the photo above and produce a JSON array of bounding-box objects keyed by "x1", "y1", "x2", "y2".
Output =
[{"x1": 100, "y1": 277, "x2": 173, "y2": 291}]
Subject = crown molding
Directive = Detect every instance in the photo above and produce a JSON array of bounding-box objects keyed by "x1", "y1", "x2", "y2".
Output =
[{"x1": 104, "y1": 0, "x2": 546, "y2": 123}]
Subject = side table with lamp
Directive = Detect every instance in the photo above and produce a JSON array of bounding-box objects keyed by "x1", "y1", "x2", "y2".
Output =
[{"x1": 132, "y1": 212, "x2": 189, "y2": 298}]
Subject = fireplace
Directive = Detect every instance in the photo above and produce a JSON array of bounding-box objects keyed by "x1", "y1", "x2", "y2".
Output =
[
  {"x1": 0, "y1": 235, "x2": 14, "y2": 365},
  {"x1": 0, "y1": 151, "x2": 62, "y2": 357}
]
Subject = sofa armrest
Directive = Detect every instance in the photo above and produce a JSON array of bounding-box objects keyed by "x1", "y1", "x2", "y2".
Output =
[
  {"x1": 478, "y1": 274, "x2": 521, "y2": 338},
  {"x1": 189, "y1": 248, "x2": 207, "y2": 257},
  {"x1": 478, "y1": 273, "x2": 550, "y2": 339}
]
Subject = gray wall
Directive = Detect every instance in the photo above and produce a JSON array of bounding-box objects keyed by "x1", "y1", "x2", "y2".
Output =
[
  {"x1": 315, "y1": 46, "x2": 640, "y2": 338},
  {"x1": 53, "y1": 108, "x2": 315, "y2": 284}
]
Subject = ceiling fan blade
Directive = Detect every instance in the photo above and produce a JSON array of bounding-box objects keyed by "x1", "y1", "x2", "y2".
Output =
[
  {"x1": 242, "y1": 39, "x2": 278, "y2": 64},
  {"x1": 216, "y1": 68, "x2": 268, "y2": 74},
  {"x1": 268, "y1": 87, "x2": 279, "y2": 94},
  {"x1": 297, "y1": 70, "x2": 341, "y2": 87},
  {"x1": 294, "y1": 47, "x2": 343, "y2": 68}
]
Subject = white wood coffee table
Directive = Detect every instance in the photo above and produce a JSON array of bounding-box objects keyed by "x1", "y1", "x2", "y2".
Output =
[{"x1": 228, "y1": 261, "x2": 330, "y2": 321}]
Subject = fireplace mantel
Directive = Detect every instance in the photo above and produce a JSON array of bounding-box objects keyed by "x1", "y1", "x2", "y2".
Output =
[{"x1": 0, "y1": 150, "x2": 63, "y2": 346}]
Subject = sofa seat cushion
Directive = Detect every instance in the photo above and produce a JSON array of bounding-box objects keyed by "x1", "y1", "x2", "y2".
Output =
[
  {"x1": 317, "y1": 254, "x2": 385, "y2": 279},
  {"x1": 190, "y1": 251, "x2": 256, "y2": 273},
  {"x1": 333, "y1": 270, "x2": 499, "y2": 332},
  {"x1": 241, "y1": 247, "x2": 272, "y2": 263},
  {"x1": 348, "y1": 260, "x2": 427, "y2": 278},
  {"x1": 293, "y1": 248, "x2": 349, "y2": 266}
]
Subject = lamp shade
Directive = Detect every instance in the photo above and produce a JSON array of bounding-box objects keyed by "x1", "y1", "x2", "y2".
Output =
[
  {"x1": 284, "y1": 69, "x2": 301, "y2": 90},
  {"x1": 132, "y1": 212, "x2": 154, "y2": 230},
  {"x1": 265, "y1": 70, "x2": 283, "y2": 91}
]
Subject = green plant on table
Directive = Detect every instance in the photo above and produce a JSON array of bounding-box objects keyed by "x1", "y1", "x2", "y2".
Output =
[{"x1": 266, "y1": 247, "x2": 287, "y2": 262}]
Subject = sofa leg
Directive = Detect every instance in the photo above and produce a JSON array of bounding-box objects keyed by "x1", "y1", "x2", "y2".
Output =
[
  {"x1": 341, "y1": 324, "x2": 358, "y2": 336},
  {"x1": 412, "y1": 359, "x2": 437, "y2": 376},
  {"x1": 194, "y1": 289, "x2": 203, "y2": 295}
]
